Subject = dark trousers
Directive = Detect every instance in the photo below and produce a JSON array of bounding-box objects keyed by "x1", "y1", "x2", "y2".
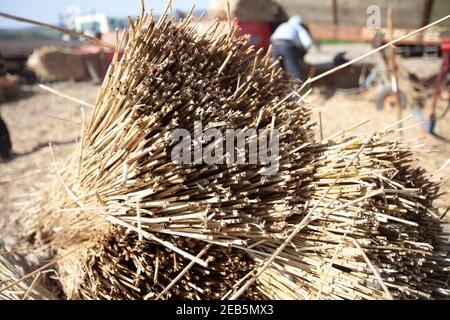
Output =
[
  {"x1": 271, "y1": 42, "x2": 305, "y2": 80},
  {"x1": 0, "y1": 115, "x2": 12, "y2": 158}
]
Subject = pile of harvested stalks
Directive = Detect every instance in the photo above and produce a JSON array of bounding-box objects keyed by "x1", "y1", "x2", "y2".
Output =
[
  {"x1": 58, "y1": 230, "x2": 264, "y2": 299},
  {"x1": 0, "y1": 73, "x2": 20, "y2": 101},
  {"x1": 7, "y1": 6, "x2": 448, "y2": 300},
  {"x1": 0, "y1": 242, "x2": 56, "y2": 300},
  {"x1": 22, "y1": 8, "x2": 312, "y2": 299},
  {"x1": 28, "y1": 9, "x2": 313, "y2": 245},
  {"x1": 27, "y1": 47, "x2": 87, "y2": 81}
]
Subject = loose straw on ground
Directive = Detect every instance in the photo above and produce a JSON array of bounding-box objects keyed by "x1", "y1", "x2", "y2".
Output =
[{"x1": 307, "y1": 15, "x2": 450, "y2": 84}]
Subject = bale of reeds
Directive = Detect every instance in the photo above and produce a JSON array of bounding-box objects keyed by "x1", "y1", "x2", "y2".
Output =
[
  {"x1": 208, "y1": 0, "x2": 280, "y2": 22},
  {"x1": 57, "y1": 228, "x2": 265, "y2": 299},
  {"x1": 21, "y1": 8, "x2": 448, "y2": 300},
  {"x1": 24, "y1": 9, "x2": 312, "y2": 299},
  {"x1": 0, "y1": 241, "x2": 57, "y2": 300},
  {"x1": 28, "y1": 12, "x2": 312, "y2": 244},
  {"x1": 27, "y1": 47, "x2": 87, "y2": 81}
]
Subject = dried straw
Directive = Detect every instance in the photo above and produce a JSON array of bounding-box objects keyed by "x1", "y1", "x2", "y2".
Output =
[
  {"x1": 22, "y1": 7, "x2": 309, "y2": 299},
  {"x1": 208, "y1": 0, "x2": 280, "y2": 22},
  {"x1": 245, "y1": 132, "x2": 448, "y2": 300},
  {"x1": 0, "y1": 73, "x2": 20, "y2": 101},
  {"x1": 0, "y1": 242, "x2": 57, "y2": 300}
]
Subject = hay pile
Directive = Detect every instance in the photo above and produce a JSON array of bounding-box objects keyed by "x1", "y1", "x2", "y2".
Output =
[
  {"x1": 250, "y1": 133, "x2": 448, "y2": 300},
  {"x1": 27, "y1": 47, "x2": 87, "y2": 81},
  {"x1": 28, "y1": 11, "x2": 312, "y2": 246},
  {"x1": 208, "y1": 0, "x2": 280, "y2": 22},
  {"x1": 23, "y1": 10, "x2": 311, "y2": 299},
  {"x1": 15, "y1": 9, "x2": 448, "y2": 300}
]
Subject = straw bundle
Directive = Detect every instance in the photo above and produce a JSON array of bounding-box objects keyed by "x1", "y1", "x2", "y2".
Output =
[
  {"x1": 27, "y1": 47, "x2": 87, "y2": 81},
  {"x1": 208, "y1": 0, "x2": 280, "y2": 22},
  {"x1": 249, "y1": 133, "x2": 448, "y2": 300},
  {"x1": 20, "y1": 8, "x2": 448, "y2": 300},
  {"x1": 0, "y1": 73, "x2": 20, "y2": 101}
]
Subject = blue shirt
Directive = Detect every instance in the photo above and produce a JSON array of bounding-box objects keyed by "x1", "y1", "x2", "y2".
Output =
[{"x1": 271, "y1": 17, "x2": 312, "y2": 50}]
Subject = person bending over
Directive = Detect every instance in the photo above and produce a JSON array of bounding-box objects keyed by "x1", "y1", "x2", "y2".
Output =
[{"x1": 271, "y1": 16, "x2": 312, "y2": 80}]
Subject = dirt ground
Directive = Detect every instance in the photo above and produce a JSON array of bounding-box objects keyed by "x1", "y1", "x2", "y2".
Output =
[
  {"x1": 0, "y1": 82, "x2": 98, "y2": 231},
  {"x1": 0, "y1": 44, "x2": 449, "y2": 233}
]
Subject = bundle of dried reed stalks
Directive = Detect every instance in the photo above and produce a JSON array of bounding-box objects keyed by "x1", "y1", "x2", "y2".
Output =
[
  {"x1": 22, "y1": 8, "x2": 311, "y2": 299},
  {"x1": 247, "y1": 132, "x2": 448, "y2": 300},
  {"x1": 27, "y1": 47, "x2": 87, "y2": 81},
  {"x1": 208, "y1": 0, "x2": 280, "y2": 22},
  {"x1": 15, "y1": 7, "x2": 448, "y2": 300}
]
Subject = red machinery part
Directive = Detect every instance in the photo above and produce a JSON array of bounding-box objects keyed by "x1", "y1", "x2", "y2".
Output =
[
  {"x1": 196, "y1": 19, "x2": 271, "y2": 51},
  {"x1": 441, "y1": 36, "x2": 450, "y2": 53}
]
